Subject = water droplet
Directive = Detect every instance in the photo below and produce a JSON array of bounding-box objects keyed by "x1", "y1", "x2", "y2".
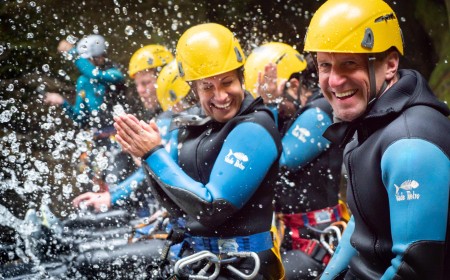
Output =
[
  {"x1": 42, "y1": 64, "x2": 50, "y2": 72},
  {"x1": 76, "y1": 173, "x2": 90, "y2": 184},
  {"x1": 125, "y1": 25, "x2": 134, "y2": 36},
  {"x1": 66, "y1": 35, "x2": 78, "y2": 44},
  {"x1": 100, "y1": 204, "x2": 108, "y2": 212},
  {"x1": 105, "y1": 174, "x2": 117, "y2": 184},
  {"x1": 0, "y1": 110, "x2": 12, "y2": 123},
  {"x1": 0, "y1": 45, "x2": 4, "y2": 55}
]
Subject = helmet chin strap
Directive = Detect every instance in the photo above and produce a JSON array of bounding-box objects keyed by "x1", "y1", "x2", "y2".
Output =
[{"x1": 367, "y1": 55, "x2": 388, "y2": 108}]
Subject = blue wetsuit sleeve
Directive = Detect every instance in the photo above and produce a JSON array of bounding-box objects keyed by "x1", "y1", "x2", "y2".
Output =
[
  {"x1": 156, "y1": 117, "x2": 172, "y2": 147},
  {"x1": 109, "y1": 167, "x2": 146, "y2": 205},
  {"x1": 144, "y1": 122, "x2": 278, "y2": 226},
  {"x1": 61, "y1": 83, "x2": 88, "y2": 123},
  {"x1": 166, "y1": 129, "x2": 179, "y2": 162},
  {"x1": 380, "y1": 139, "x2": 450, "y2": 279},
  {"x1": 321, "y1": 216, "x2": 356, "y2": 280},
  {"x1": 280, "y1": 107, "x2": 332, "y2": 170},
  {"x1": 74, "y1": 57, "x2": 124, "y2": 83}
]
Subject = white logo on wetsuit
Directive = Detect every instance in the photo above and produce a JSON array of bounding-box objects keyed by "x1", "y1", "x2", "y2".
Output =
[
  {"x1": 291, "y1": 124, "x2": 311, "y2": 143},
  {"x1": 394, "y1": 180, "x2": 420, "y2": 202},
  {"x1": 224, "y1": 149, "x2": 248, "y2": 170}
]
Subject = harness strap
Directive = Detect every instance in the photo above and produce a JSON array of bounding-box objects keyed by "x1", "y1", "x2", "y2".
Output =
[
  {"x1": 279, "y1": 204, "x2": 344, "y2": 265},
  {"x1": 281, "y1": 204, "x2": 344, "y2": 229},
  {"x1": 186, "y1": 231, "x2": 273, "y2": 254}
]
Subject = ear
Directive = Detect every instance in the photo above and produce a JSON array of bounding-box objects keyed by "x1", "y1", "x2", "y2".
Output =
[
  {"x1": 288, "y1": 77, "x2": 300, "y2": 92},
  {"x1": 384, "y1": 51, "x2": 400, "y2": 80},
  {"x1": 284, "y1": 78, "x2": 301, "y2": 101}
]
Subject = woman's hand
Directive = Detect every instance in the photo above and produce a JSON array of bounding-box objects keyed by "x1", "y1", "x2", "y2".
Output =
[
  {"x1": 72, "y1": 191, "x2": 111, "y2": 212},
  {"x1": 44, "y1": 92, "x2": 64, "y2": 106},
  {"x1": 114, "y1": 114, "x2": 162, "y2": 158},
  {"x1": 57, "y1": 40, "x2": 74, "y2": 53}
]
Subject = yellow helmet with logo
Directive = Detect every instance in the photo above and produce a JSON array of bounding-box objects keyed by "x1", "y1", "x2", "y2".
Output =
[
  {"x1": 128, "y1": 45, "x2": 174, "y2": 78},
  {"x1": 244, "y1": 42, "x2": 307, "y2": 97},
  {"x1": 304, "y1": 0, "x2": 404, "y2": 55},
  {"x1": 176, "y1": 23, "x2": 245, "y2": 81},
  {"x1": 156, "y1": 60, "x2": 191, "y2": 111}
]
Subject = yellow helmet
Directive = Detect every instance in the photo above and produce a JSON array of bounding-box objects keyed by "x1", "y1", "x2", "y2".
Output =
[
  {"x1": 304, "y1": 0, "x2": 404, "y2": 55},
  {"x1": 244, "y1": 42, "x2": 307, "y2": 97},
  {"x1": 176, "y1": 23, "x2": 245, "y2": 81},
  {"x1": 128, "y1": 45, "x2": 174, "y2": 78},
  {"x1": 156, "y1": 60, "x2": 191, "y2": 112}
]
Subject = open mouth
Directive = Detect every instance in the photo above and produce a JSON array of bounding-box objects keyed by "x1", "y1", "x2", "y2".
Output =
[
  {"x1": 211, "y1": 101, "x2": 231, "y2": 110},
  {"x1": 334, "y1": 89, "x2": 357, "y2": 100}
]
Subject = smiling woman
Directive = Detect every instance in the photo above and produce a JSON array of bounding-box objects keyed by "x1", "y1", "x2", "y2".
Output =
[{"x1": 114, "y1": 23, "x2": 285, "y2": 279}]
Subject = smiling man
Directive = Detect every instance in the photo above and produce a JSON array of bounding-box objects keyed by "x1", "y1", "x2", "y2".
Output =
[{"x1": 304, "y1": 0, "x2": 450, "y2": 279}]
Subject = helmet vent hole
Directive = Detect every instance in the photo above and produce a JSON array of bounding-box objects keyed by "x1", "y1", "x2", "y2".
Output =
[
  {"x1": 234, "y1": 47, "x2": 243, "y2": 62},
  {"x1": 178, "y1": 61, "x2": 185, "y2": 77},
  {"x1": 361, "y1": 28, "x2": 374, "y2": 50}
]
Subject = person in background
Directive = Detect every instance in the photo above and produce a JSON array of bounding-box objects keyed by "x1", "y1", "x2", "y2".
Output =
[
  {"x1": 128, "y1": 45, "x2": 174, "y2": 117},
  {"x1": 44, "y1": 34, "x2": 130, "y2": 192},
  {"x1": 245, "y1": 42, "x2": 347, "y2": 279},
  {"x1": 114, "y1": 23, "x2": 285, "y2": 279},
  {"x1": 72, "y1": 54, "x2": 196, "y2": 216},
  {"x1": 303, "y1": 0, "x2": 450, "y2": 279}
]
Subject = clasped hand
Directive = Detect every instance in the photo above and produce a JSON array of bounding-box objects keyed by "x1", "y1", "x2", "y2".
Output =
[{"x1": 114, "y1": 114, "x2": 162, "y2": 158}]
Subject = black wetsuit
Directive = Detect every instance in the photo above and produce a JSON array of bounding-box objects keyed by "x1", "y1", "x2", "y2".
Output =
[
  {"x1": 143, "y1": 93, "x2": 284, "y2": 279},
  {"x1": 322, "y1": 69, "x2": 450, "y2": 279}
]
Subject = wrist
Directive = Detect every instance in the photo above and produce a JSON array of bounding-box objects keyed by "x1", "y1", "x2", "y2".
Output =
[{"x1": 142, "y1": 144, "x2": 164, "y2": 160}]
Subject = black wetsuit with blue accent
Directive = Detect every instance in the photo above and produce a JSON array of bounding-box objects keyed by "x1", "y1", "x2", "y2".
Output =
[
  {"x1": 143, "y1": 93, "x2": 284, "y2": 279},
  {"x1": 275, "y1": 91, "x2": 343, "y2": 214},
  {"x1": 321, "y1": 69, "x2": 450, "y2": 280}
]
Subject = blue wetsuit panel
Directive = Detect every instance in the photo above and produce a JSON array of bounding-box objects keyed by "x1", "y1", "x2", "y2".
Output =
[
  {"x1": 380, "y1": 139, "x2": 450, "y2": 279},
  {"x1": 145, "y1": 122, "x2": 278, "y2": 209},
  {"x1": 280, "y1": 107, "x2": 332, "y2": 170}
]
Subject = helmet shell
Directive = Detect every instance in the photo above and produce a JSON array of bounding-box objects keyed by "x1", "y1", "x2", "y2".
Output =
[
  {"x1": 76, "y1": 35, "x2": 107, "y2": 58},
  {"x1": 304, "y1": 0, "x2": 404, "y2": 54},
  {"x1": 176, "y1": 23, "x2": 245, "y2": 81},
  {"x1": 244, "y1": 42, "x2": 307, "y2": 97},
  {"x1": 156, "y1": 60, "x2": 191, "y2": 111},
  {"x1": 128, "y1": 45, "x2": 174, "y2": 78}
]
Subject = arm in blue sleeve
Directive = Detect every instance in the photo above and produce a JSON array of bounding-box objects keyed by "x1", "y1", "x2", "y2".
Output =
[
  {"x1": 109, "y1": 167, "x2": 146, "y2": 205},
  {"x1": 280, "y1": 107, "x2": 332, "y2": 170},
  {"x1": 165, "y1": 129, "x2": 179, "y2": 162},
  {"x1": 380, "y1": 139, "x2": 450, "y2": 279},
  {"x1": 144, "y1": 122, "x2": 278, "y2": 226},
  {"x1": 321, "y1": 216, "x2": 356, "y2": 280},
  {"x1": 156, "y1": 116, "x2": 173, "y2": 146},
  {"x1": 61, "y1": 82, "x2": 88, "y2": 123},
  {"x1": 74, "y1": 57, "x2": 124, "y2": 83}
]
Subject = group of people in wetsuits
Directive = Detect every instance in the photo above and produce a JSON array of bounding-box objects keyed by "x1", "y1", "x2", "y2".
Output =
[{"x1": 44, "y1": 0, "x2": 450, "y2": 279}]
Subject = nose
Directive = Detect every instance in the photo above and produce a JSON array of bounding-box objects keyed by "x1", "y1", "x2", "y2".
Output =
[
  {"x1": 213, "y1": 88, "x2": 228, "y2": 102},
  {"x1": 328, "y1": 67, "x2": 346, "y2": 89}
]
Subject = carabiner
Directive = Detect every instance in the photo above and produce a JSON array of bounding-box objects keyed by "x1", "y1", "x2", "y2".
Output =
[
  {"x1": 174, "y1": 250, "x2": 220, "y2": 280},
  {"x1": 319, "y1": 225, "x2": 342, "y2": 255},
  {"x1": 225, "y1": 251, "x2": 260, "y2": 280}
]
